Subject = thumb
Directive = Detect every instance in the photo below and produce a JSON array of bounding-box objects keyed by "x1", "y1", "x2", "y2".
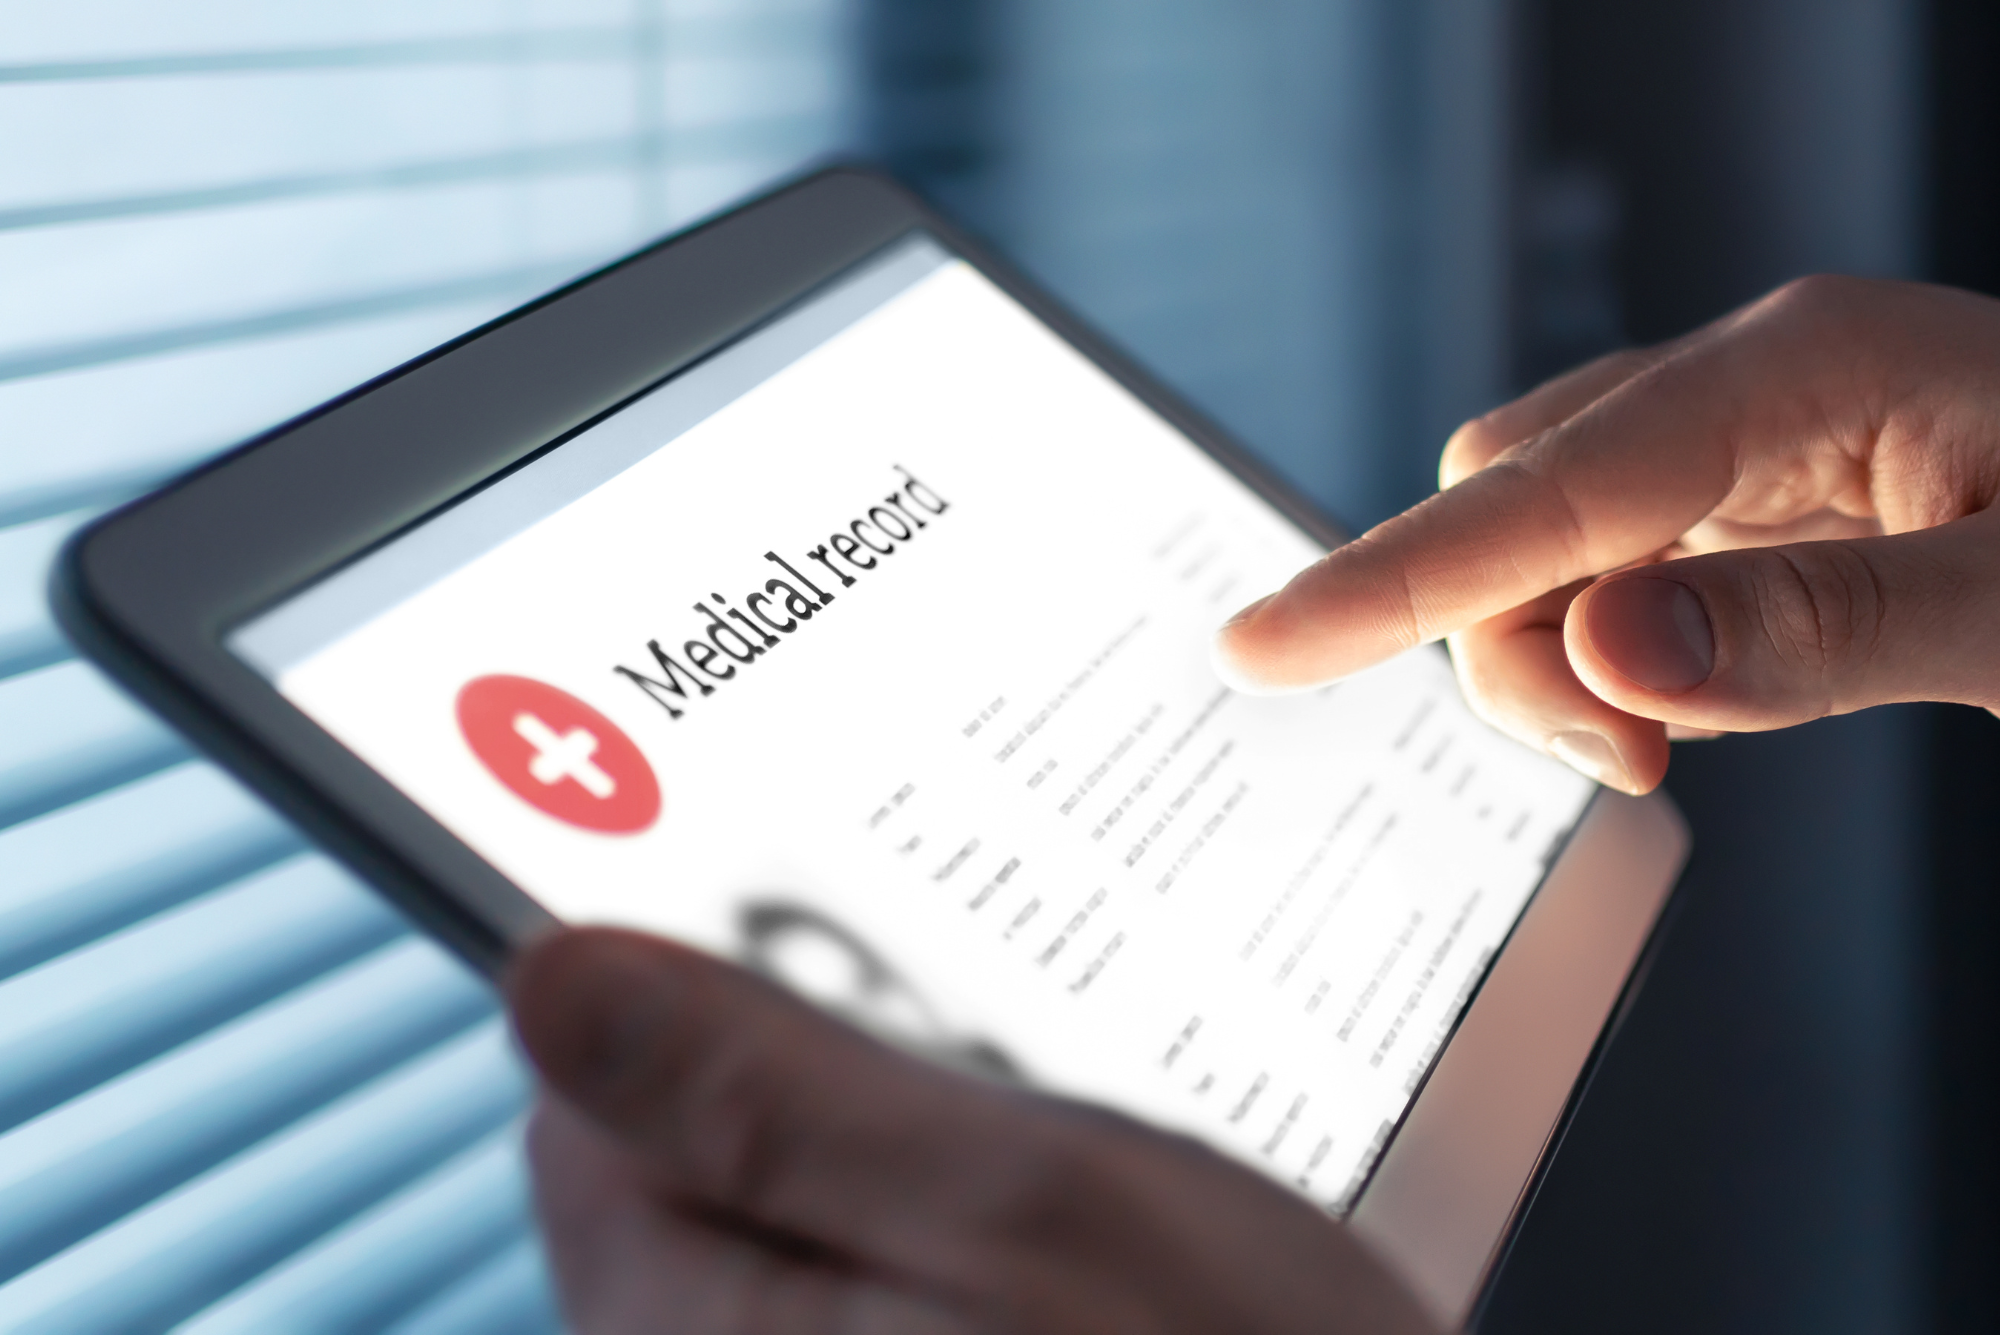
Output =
[
  {"x1": 1565, "y1": 509, "x2": 2000, "y2": 729},
  {"x1": 506, "y1": 926, "x2": 1035, "y2": 1267}
]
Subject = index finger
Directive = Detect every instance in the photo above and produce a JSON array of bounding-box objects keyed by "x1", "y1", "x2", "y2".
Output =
[{"x1": 1214, "y1": 281, "x2": 1869, "y2": 690}]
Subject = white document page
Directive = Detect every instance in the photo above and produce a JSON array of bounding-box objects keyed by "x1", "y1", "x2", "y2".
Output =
[{"x1": 259, "y1": 255, "x2": 1595, "y2": 1211}]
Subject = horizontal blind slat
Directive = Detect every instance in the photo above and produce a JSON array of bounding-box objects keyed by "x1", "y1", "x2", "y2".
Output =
[
  {"x1": 0, "y1": 854, "x2": 405, "y2": 1130},
  {"x1": 0, "y1": 31, "x2": 645, "y2": 85},
  {"x1": 0, "y1": 134, "x2": 663, "y2": 233},
  {"x1": 0, "y1": 937, "x2": 491, "y2": 1280},
  {"x1": 0, "y1": 66, "x2": 639, "y2": 213},
  {"x1": 0, "y1": 761, "x2": 300, "y2": 981},
  {"x1": 3, "y1": 4, "x2": 635, "y2": 67},
  {"x1": 0, "y1": 510, "x2": 84, "y2": 678},
  {"x1": 177, "y1": 1127, "x2": 530, "y2": 1334},
  {"x1": 0, "y1": 660, "x2": 187, "y2": 828},
  {"x1": 0, "y1": 1021, "x2": 527, "y2": 1333},
  {"x1": 0, "y1": 254, "x2": 605, "y2": 382}
]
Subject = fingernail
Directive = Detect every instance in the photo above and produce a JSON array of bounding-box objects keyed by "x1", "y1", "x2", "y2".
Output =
[
  {"x1": 1210, "y1": 636, "x2": 1278, "y2": 694},
  {"x1": 1586, "y1": 576, "x2": 1714, "y2": 693},
  {"x1": 1211, "y1": 593, "x2": 1285, "y2": 694},
  {"x1": 1550, "y1": 730, "x2": 1634, "y2": 792},
  {"x1": 1223, "y1": 591, "x2": 1275, "y2": 630}
]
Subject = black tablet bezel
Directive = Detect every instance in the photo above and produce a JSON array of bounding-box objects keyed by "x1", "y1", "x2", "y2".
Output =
[{"x1": 52, "y1": 166, "x2": 1341, "y2": 980}]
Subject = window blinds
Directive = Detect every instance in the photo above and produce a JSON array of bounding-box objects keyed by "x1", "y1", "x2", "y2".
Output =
[
  {"x1": 993, "y1": 0, "x2": 1508, "y2": 529},
  {"x1": 0, "y1": 3, "x2": 853, "y2": 1328}
]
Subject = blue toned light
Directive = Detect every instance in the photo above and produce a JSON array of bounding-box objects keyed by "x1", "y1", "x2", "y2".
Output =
[
  {"x1": 0, "y1": 4, "x2": 1467, "y2": 1328},
  {"x1": 0, "y1": 4, "x2": 857, "y2": 1330}
]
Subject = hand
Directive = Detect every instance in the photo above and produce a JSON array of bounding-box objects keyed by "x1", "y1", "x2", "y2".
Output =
[
  {"x1": 508, "y1": 927, "x2": 1438, "y2": 1335},
  {"x1": 1214, "y1": 275, "x2": 2000, "y2": 794}
]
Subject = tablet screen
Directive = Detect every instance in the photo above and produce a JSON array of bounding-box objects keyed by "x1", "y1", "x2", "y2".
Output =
[{"x1": 232, "y1": 234, "x2": 1595, "y2": 1212}]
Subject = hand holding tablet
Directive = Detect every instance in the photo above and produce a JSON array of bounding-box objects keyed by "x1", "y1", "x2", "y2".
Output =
[{"x1": 514, "y1": 927, "x2": 1439, "y2": 1335}]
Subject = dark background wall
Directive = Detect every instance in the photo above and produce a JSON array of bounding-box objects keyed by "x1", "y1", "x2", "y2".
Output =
[
  {"x1": 1485, "y1": 3, "x2": 2000, "y2": 1332},
  {"x1": 1916, "y1": 5, "x2": 2000, "y2": 1328}
]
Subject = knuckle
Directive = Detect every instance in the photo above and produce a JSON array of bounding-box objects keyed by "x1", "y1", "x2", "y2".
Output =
[
  {"x1": 1449, "y1": 413, "x2": 1507, "y2": 453},
  {"x1": 1448, "y1": 625, "x2": 1582, "y2": 750},
  {"x1": 1748, "y1": 544, "x2": 1887, "y2": 685},
  {"x1": 994, "y1": 1113, "x2": 1098, "y2": 1215},
  {"x1": 685, "y1": 1074, "x2": 782, "y2": 1208},
  {"x1": 1460, "y1": 687, "x2": 1533, "y2": 751},
  {"x1": 1456, "y1": 667, "x2": 1504, "y2": 727},
  {"x1": 1449, "y1": 640, "x2": 1514, "y2": 729},
  {"x1": 1768, "y1": 272, "x2": 1840, "y2": 311},
  {"x1": 977, "y1": 1102, "x2": 1134, "y2": 1237},
  {"x1": 1503, "y1": 455, "x2": 1593, "y2": 578},
  {"x1": 669, "y1": 1006, "x2": 816, "y2": 1209},
  {"x1": 1441, "y1": 415, "x2": 1511, "y2": 485},
  {"x1": 1592, "y1": 347, "x2": 1655, "y2": 385},
  {"x1": 1761, "y1": 272, "x2": 1868, "y2": 327}
]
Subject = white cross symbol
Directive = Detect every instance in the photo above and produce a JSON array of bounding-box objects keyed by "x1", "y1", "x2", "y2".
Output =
[{"x1": 513, "y1": 712, "x2": 617, "y2": 799}]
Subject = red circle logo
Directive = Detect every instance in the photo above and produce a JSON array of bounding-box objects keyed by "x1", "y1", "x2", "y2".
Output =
[{"x1": 455, "y1": 675, "x2": 660, "y2": 834}]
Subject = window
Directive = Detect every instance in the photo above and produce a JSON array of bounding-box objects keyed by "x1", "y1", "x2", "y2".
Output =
[
  {"x1": 0, "y1": 4, "x2": 853, "y2": 1328},
  {"x1": 984, "y1": 0, "x2": 1510, "y2": 530}
]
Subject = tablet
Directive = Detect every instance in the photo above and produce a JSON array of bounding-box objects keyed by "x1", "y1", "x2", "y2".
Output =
[{"x1": 56, "y1": 167, "x2": 1686, "y2": 1328}]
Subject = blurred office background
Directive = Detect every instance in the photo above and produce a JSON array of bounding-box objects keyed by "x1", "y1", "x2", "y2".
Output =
[{"x1": 0, "y1": 1, "x2": 1993, "y2": 1330}]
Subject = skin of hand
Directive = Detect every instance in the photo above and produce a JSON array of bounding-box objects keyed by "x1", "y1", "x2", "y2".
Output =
[
  {"x1": 1213, "y1": 274, "x2": 2000, "y2": 795},
  {"x1": 509, "y1": 927, "x2": 1440, "y2": 1335}
]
